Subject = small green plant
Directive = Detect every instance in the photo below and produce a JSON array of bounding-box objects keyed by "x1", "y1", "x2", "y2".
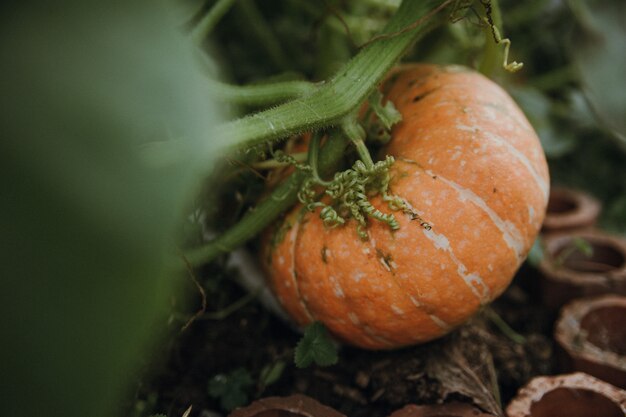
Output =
[
  {"x1": 554, "y1": 237, "x2": 594, "y2": 267},
  {"x1": 294, "y1": 322, "x2": 339, "y2": 368},
  {"x1": 208, "y1": 368, "x2": 254, "y2": 411}
]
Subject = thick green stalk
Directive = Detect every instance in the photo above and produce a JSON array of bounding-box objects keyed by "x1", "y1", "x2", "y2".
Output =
[
  {"x1": 186, "y1": 131, "x2": 349, "y2": 266},
  {"x1": 215, "y1": 0, "x2": 452, "y2": 152}
]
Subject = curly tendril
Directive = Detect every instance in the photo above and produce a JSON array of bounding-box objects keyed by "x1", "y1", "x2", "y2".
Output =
[
  {"x1": 273, "y1": 149, "x2": 312, "y2": 172},
  {"x1": 294, "y1": 154, "x2": 412, "y2": 239}
]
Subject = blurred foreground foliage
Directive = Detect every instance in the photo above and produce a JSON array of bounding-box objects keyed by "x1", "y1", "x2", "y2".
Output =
[{"x1": 0, "y1": 1, "x2": 224, "y2": 417}]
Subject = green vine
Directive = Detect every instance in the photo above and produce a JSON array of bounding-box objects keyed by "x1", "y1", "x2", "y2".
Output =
[
  {"x1": 186, "y1": 0, "x2": 455, "y2": 266},
  {"x1": 185, "y1": 130, "x2": 349, "y2": 267},
  {"x1": 191, "y1": 0, "x2": 238, "y2": 44},
  {"x1": 212, "y1": 0, "x2": 454, "y2": 154}
]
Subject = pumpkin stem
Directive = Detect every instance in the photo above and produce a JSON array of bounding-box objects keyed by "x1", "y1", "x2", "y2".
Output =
[
  {"x1": 307, "y1": 131, "x2": 333, "y2": 187},
  {"x1": 342, "y1": 119, "x2": 375, "y2": 169}
]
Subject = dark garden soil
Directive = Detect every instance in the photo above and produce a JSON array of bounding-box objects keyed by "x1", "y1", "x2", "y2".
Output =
[
  {"x1": 133, "y1": 258, "x2": 558, "y2": 417},
  {"x1": 132, "y1": 262, "x2": 556, "y2": 417}
]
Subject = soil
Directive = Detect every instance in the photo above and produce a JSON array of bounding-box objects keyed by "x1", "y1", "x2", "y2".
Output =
[{"x1": 130, "y1": 261, "x2": 556, "y2": 417}]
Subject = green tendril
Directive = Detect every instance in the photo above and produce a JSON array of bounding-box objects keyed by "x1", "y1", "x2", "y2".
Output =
[
  {"x1": 480, "y1": 0, "x2": 523, "y2": 74},
  {"x1": 296, "y1": 152, "x2": 407, "y2": 240},
  {"x1": 271, "y1": 149, "x2": 311, "y2": 172}
]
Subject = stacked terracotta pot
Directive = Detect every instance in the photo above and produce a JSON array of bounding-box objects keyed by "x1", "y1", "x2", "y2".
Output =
[
  {"x1": 538, "y1": 187, "x2": 625, "y2": 309},
  {"x1": 506, "y1": 186, "x2": 626, "y2": 416}
]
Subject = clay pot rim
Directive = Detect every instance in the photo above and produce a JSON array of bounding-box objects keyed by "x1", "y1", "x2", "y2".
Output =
[
  {"x1": 538, "y1": 230, "x2": 626, "y2": 282},
  {"x1": 555, "y1": 295, "x2": 626, "y2": 370},
  {"x1": 387, "y1": 402, "x2": 494, "y2": 417},
  {"x1": 227, "y1": 394, "x2": 346, "y2": 417},
  {"x1": 505, "y1": 372, "x2": 626, "y2": 416},
  {"x1": 543, "y1": 187, "x2": 601, "y2": 231}
]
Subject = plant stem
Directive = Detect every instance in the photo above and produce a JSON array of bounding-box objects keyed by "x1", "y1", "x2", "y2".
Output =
[
  {"x1": 308, "y1": 131, "x2": 332, "y2": 185},
  {"x1": 185, "y1": 131, "x2": 349, "y2": 267},
  {"x1": 342, "y1": 119, "x2": 374, "y2": 168},
  {"x1": 235, "y1": 0, "x2": 292, "y2": 72},
  {"x1": 478, "y1": 0, "x2": 504, "y2": 77},
  {"x1": 214, "y1": 0, "x2": 452, "y2": 153},
  {"x1": 199, "y1": 289, "x2": 260, "y2": 320},
  {"x1": 484, "y1": 307, "x2": 526, "y2": 344},
  {"x1": 206, "y1": 78, "x2": 318, "y2": 106},
  {"x1": 191, "y1": 0, "x2": 238, "y2": 44}
]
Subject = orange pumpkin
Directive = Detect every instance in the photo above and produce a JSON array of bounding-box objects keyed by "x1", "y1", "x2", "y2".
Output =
[{"x1": 263, "y1": 64, "x2": 549, "y2": 349}]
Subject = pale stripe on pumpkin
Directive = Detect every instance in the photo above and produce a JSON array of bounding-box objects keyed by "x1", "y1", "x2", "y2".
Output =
[
  {"x1": 422, "y1": 227, "x2": 491, "y2": 304},
  {"x1": 289, "y1": 219, "x2": 315, "y2": 321},
  {"x1": 424, "y1": 169, "x2": 526, "y2": 261},
  {"x1": 480, "y1": 130, "x2": 549, "y2": 202}
]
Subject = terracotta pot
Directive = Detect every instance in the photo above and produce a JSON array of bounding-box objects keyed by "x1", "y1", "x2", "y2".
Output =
[
  {"x1": 227, "y1": 395, "x2": 346, "y2": 417},
  {"x1": 388, "y1": 402, "x2": 494, "y2": 417},
  {"x1": 542, "y1": 187, "x2": 601, "y2": 233},
  {"x1": 538, "y1": 229, "x2": 626, "y2": 310},
  {"x1": 555, "y1": 295, "x2": 626, "y2": 388},
  {"x1": 506, "y1": 372, "x2": 626, "y2": 417}
]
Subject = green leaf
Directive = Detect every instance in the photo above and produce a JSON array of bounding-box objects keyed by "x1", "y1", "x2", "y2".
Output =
[
  {"x1": 259, "y1": 360, "x2": 286, "y2": 388},
  {"x1": 570, "y1": 0, "x2": 626, "y2": 149},
  {"x1": 510, "y1": 87, "x2": 577, "y2": 158},
  {"x1": 294, "y1": 322, "x2": 339, "y2": 368},
  {"x1": 0, "y1": 2, "x2": 224, "y2": 417},
  {"x1": 368, "y1": 90, "x2": 403, "y2": 130},
  {"x1": 208, "y1": 368, "x2": 254, "y2": 411},
  {"x1": 572, "y1": 237, "x2": 594, "y2": 258},
  {"x1": 604, "y1": 195, "x2": 626, "y2": 232}
]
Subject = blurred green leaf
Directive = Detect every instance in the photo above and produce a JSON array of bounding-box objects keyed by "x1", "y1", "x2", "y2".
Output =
[
  {"x1": 294, "y1": 322, "x2": 338, "y2": 368},
  {"x1": 605, "y1": 195, "x2": 626, "y2": 233},
  {"x1": 0, "y1": 2, "x2": 223, "y2": 417},
  {"x1": 259, "y1": 360, "x2": 286, "y2": 389},
  {"x1": 570, "y1": 0, "x2": 626, "y2": 148},
  {"x1": 573, "y1": 237, "x2": 594, "y2": 257},
  {"x1": 527, "y1": 237, "x2": 544, "y2": 267},
  {"x1": 510, "y1": 87, "x2": 577, "y2": 157},
  {"x1": 208, "y1": 368, "x2": 254, "y2": 411}
]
